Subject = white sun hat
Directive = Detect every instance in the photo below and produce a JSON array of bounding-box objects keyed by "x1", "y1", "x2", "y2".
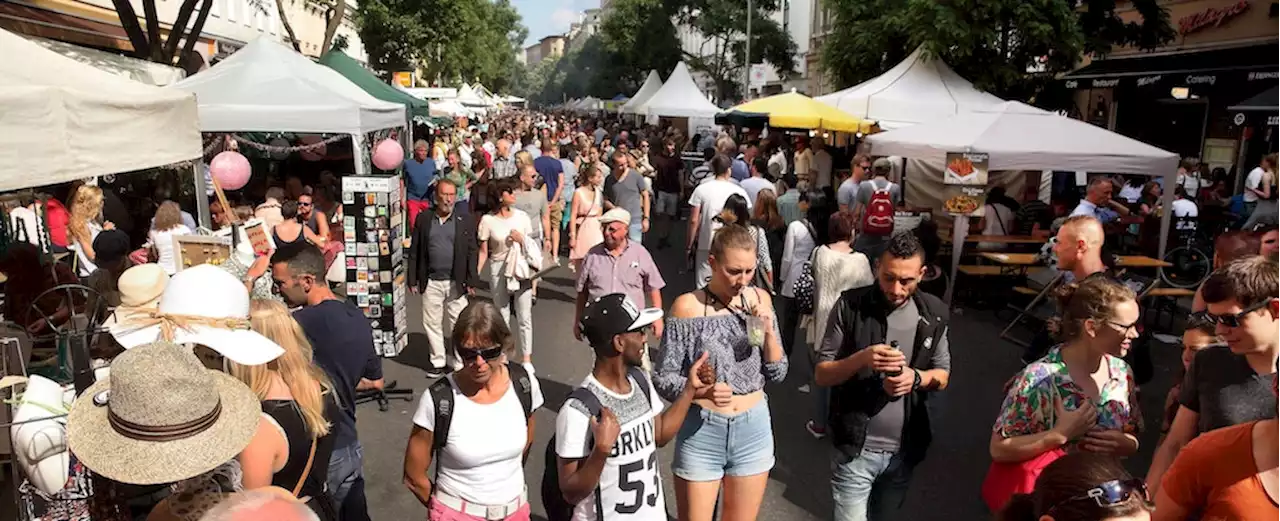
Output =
[{"x1": 108, "y1": 264, "x2": 283, "y2": 366}]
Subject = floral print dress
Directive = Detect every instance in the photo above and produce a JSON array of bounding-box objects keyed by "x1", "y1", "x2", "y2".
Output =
[{"x1": 993, "y1": 347, "x2": 1143, "y2": 443}]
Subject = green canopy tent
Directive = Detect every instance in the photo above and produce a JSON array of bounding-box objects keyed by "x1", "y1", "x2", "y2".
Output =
[{"x1": 318, "y1": 50, "x2": 430, "y2": 121}]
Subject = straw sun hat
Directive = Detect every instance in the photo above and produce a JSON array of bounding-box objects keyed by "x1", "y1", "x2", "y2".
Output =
[
  {"x1": 108, "y1": 263, "x2": 283, "y2": 366},
  {"x1": 67, "y1": 341, "x2": 260, "y2": 485}
]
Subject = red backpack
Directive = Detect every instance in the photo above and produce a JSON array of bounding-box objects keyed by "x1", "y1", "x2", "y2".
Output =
[{"x1": 862, "y1": 179, "x2": 895, "y2": 235}]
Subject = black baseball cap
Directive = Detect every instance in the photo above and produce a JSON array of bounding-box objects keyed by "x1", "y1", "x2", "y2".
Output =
[{"x1": 580, "y1": 293, "x2": 663, "y2": 348}]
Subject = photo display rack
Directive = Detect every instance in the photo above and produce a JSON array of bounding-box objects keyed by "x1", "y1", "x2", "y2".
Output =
[{"x1": 341, "y1": 173, "x2": 407, "y2": 357}]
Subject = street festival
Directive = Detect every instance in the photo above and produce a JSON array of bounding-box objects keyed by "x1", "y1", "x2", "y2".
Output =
[{"x1": 0, "y1": 0, "x2": 1277, "y2": 520}]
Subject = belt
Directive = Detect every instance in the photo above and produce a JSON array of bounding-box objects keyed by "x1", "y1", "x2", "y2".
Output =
[{"x1": 433, "y1": 488, "x2": 527, "y2": 520}]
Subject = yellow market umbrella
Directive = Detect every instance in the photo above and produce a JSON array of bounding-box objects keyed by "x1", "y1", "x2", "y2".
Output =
[{"x1": 727, "y1": 90, "x2": 874, "y2": 133}]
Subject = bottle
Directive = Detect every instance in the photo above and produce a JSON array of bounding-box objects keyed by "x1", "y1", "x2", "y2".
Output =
[{"x1": 884, "y1": 341, "x2": 902, "y2": 377}]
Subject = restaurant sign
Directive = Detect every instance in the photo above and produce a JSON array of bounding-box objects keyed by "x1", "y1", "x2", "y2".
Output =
[{"x1": 1178, "y1": 0, "x2": 1249, "y2": 35}]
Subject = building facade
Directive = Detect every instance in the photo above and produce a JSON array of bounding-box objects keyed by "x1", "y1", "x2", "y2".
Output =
[
  {"x1": 0, "y1": 0, "x2": 365, "y2": 77},
  {"x1": 803, "y1": 0, "x2": 834, "y2": 96},
  {"x1": 1062, "y1": 0, "x2": 1278, "y2": 173}
]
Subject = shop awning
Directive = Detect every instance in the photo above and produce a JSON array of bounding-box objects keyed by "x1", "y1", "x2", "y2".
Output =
[
  {"x1": 1227, "y1": 85, "x2": 1278, "y2": 112},
  {"x1": 1061, "y1": 43, "x2": 1278, "y2": 89},
  {"x1": 319, "y1": 49, "x2": 430, "y2": 120}
]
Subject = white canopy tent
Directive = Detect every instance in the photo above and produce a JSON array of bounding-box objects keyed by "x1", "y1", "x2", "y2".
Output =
[
  {"x1": 865, "y1": 101, "x2": 1180, "y2": 301},
  {"x1": 816, "y1": 47, "x2": 1005, "y2": 129},
  {"x1": 172, "y1": 37, "x2": 404, "y2": 135},
  {"x1": 639, "y1": 63, "x2": 721, "y2": 120},
  {"x1": 0, "y1": 28, "x2": 201, "y2": 191},
  {"x1": 620, "y1": 70, "x2": 662, "y2": 115},
  {"x1": 455, "y1": 84, "x2": 488, "y2": 110},
  {"x1": 575, "y1": 97, "x2": 603, "y2": 113}
]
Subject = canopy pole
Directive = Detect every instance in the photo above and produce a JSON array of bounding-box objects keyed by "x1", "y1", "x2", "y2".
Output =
[
  {"x1": 193, "y1": 161, "x2": 211, "y2": 229},
  {"x1": 943, "y1": 214, "x2": 967, "y2": 306},
  {"x1": 1157, "y1": 167, "x2": 1175, "y2": 259}
]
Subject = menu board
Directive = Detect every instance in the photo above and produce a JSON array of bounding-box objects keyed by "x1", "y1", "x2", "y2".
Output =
[
  {"x1": 342, "y1": 173, "x2": 408, "y2": 357},
  {"x1": 942, "y1": 152, "x2": 990, "y2": 217}
]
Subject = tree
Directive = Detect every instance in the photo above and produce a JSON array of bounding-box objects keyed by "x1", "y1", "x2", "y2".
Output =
[
  {"x1": 674, "y1": 0, "x2": 797, "y2": 102},
  {"x1": 356, "y1": 0, "x2": 526, "y2": 89},
  {"x1": 598, "y1": 0, "x2": 682, "y2": 96},
  {"x1": 819, "y1": 0, "x2": 1173, "y2": 101},
  {"x1": 111, "y1": 0, "x2": 214, "y2": 72}
]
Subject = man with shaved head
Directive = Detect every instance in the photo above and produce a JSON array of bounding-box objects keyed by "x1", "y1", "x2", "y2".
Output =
[{"x1": 1053, "y1": 214, "x2": 1107, "y2": 281}]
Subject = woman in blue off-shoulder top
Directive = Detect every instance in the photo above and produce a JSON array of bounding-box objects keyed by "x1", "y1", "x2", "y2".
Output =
[{"x1": 655, "y1": 223, "x2": 788, "y2": 521}]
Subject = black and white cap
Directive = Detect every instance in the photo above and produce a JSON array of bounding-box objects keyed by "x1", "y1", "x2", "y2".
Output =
[{"x1": 580, "y1": 293, "x2": 663, "y2": 347}]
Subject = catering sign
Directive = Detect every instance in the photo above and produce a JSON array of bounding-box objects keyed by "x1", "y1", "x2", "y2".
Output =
[{"x1": 942, "y1": 152, "x2": 988, "y2": 217}]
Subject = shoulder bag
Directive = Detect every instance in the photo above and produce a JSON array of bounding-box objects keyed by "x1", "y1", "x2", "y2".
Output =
[{"x1": 979, "y1": 383, "x2": 1067, "y2": 513}]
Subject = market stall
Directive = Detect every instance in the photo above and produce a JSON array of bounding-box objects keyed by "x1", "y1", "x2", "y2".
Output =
[
  {"x1": 816, "y1": 46, "x2": 1005, "y2": 130},
  {"x1": 620, "y1": 70, "x2": 662, "y2": 115},
  {"x1": 171, "y1": 37, "x2": 410, "y2": 357},
  {"x1": 635, "y1": 62, "x2": 720, "y2": 136},
  {"x1": 320, "y1": 49, "x2": 431, "y2": 125},
  {"x1": 865, "y1": 101, "x2": 1179, "y2": 301},
  {"x1": 0, "y1": 28, "x2": 201, "y2": 191},
  {"x1": 719, "y1": 90, "x2": 876, "y2": 134}
]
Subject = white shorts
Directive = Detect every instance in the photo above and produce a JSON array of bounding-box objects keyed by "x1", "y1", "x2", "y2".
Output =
[{"x1": 655, "y1": 191, "x2": 680, "y2": 216}]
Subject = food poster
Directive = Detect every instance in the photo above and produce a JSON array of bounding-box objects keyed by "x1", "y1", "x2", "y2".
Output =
[{"x1": 942, "y1": 152, "x2": 989, "y2": 217}]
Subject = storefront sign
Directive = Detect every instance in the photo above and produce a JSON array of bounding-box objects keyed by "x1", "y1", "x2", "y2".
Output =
[
  {"x1": 392, "y1": 71, "x2": 413, "y2": 88},
  {"x1": 1269, "y1": 115, "x2": 1279, "y2": 126},
  {"x1": 1092, "y1": 78, "x2": 1121, "y2": 88},
  {"x1": 1135, "y1": 75, "x2": 1163, "y2": 87},
  {"x1": 1234, "y1": 113, "x2": 1248, "y2": 125},
  {"x1": 1178, "y1": 0, "x2": 1249, "y2": 35},
  {"x1": 1185, "y1": 74, "x2": 1218, "y2": 85},
  {"x1": 1248, "y1": 71, "x2": 1278, "y2": 81}
]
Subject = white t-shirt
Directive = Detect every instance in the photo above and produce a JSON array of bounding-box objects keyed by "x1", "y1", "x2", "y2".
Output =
[
  {"x1": 688, "y1": 179, "x2": 750, "y2": 251},
  {"x1": 555, "y1": 373, "x2": 666, "y2": 521},
  {"x1": 1177, "y1": 172, "x2": 1204, "y2": 197},
  {"x1": 1245, "y1": 167, "x2": 1265, "y2": 202},
  {"x1": 478, "y1": 209, "x2": 533, "y2": 260},
  {"x1": 411, "y1": 371, "x2": 544, "y2": 505},
  {"x1": 150, "y1": 224, "x2": 192, "y2": 275},
  {"x1": 1171, "y1": 198, "x2": 1199, "y2": 219},
  {"x1": 812, "y1": 150, "x2": 833, "y2": 188},
  {"x1": 72, "y1": 221, "x2": 102, "y2": 277},
  {"x1": 739, "y1": 177, "x2": 774, "y2": 208}
]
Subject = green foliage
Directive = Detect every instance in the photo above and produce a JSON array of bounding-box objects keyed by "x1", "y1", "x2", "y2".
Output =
[
  {"x1": 675, "y1": 0, "x2": 797, "y2": 102},
  {"x1": 818, "y1": 0, "x2": 1173, "y2": 101},
  {"x1": 356, "y1": 0, "x2": 526, "y2": 91},
  {"x1": 598, "y1": 0, "x2": 682, "y2": 93}
]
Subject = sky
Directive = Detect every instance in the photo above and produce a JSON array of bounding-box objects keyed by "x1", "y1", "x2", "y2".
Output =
[{"x1": 512, "y1": 0, "x2": 598, "y2": 48}]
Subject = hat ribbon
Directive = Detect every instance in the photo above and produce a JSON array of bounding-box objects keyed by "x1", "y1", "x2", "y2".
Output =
[
  {"x1": 109, "y1": 400, "x2": 222, "y2": 442},
  {"x1": 119, "y1": 310, "x2": 251, "y2": 341}
]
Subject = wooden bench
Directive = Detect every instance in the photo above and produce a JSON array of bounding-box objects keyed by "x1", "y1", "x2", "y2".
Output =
[
  {"x1": 957, "y1": 265, "x2": 1012, "y2": 276},
  {"x1": 1013, "y1": 286, "x2": 1039, "y2": 296},
  {"x1": 1144, "y1": 287, "x2": 1195, "y2": 298}
]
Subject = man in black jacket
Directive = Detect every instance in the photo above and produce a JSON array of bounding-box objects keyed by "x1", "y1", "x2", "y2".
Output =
[
  {"x1": 407, "y1": 178, "x2": 480, "y2": 378},
  {"x1": 814, "y1": 232, "x2": 952, "y2": 521}
]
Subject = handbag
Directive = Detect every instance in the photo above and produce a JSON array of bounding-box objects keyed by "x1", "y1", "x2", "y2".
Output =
[
  {"x1": 980, "y1": 385, "x2": 1066, "y2": 513},
  {"x1": 791, "y1": 248, "x2": 817, "y2": 315},
  {"x1": 293, "y1": 438, "x2": 339, "y2": 521}
]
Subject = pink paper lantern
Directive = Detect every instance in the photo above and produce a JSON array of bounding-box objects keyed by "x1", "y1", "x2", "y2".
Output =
[
  {"x1": 372, "y1": 138, "x2": 405, "y2": 171},
  {"x1": 209, "y1": 150, "x2": 251, "y2": 190},
  {"x1": 299, "y1": 135, "x2": 326, "y2": 161}
]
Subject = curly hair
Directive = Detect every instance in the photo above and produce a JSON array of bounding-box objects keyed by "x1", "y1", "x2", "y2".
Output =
[{"x1": 1051, "y1": 275, "x2": 1136, "y2": 340}]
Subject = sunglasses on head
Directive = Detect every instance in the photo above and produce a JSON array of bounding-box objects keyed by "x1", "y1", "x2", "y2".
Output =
[
  {"x1": 1198, "y1": 298, "x2": 1275, "y2": 328},
  {"x1": 456, "y1": 344, "x2": 504, "y2": 362},
  {"x1": 1047, "y1": 478, "x2": 1149, "y2": 514}
]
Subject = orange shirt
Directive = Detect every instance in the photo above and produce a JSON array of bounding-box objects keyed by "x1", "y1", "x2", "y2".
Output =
[{"x1": 1162, "y1": 421, "x2": 1279, "y2": 520}]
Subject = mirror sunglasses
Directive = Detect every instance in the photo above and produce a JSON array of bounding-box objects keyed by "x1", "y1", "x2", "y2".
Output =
[{"x1": 1047, "y1": 478, "x2": 1149, "y2": 514}]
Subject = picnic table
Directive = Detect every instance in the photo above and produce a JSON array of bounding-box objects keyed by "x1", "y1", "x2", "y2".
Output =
[
  {"x1": 980, "y1": 253, "x2": 1173, "y2": 347},
  {"x1": 963, "y1": 235, "x2": 1046, "y2": 244}
]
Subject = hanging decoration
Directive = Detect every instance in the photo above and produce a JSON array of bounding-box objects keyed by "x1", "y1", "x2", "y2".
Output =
[
  {"x1": 209, "y1": 150, "x2": 251, "y2": 190},
  {"x1": 299, "y1": 135, "x2": 327, "y2": 161},
  {"x1": 268, "y1": 137, "x2": 291, "y2": 160},
  {"x1": 372, "y1": 138, "x2": 404, "y2": 171}
]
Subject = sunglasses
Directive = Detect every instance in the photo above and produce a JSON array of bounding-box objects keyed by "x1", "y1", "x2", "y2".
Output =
[
  {"x1": 456, "y1": 344, "x2": 504, "y2": 363},
  {"x1": 1047, "y1": 478, "x2": 1149, "y2": 514},
  {"x1": 1197, "y1": 298, "x2": 1275, "y2": 328},
  {"x1": 298, "y1": 202, "x2": 312, "y2": 207}
]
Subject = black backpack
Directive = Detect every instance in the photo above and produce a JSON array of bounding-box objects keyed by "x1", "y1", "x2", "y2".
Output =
[
  {"x1": 427, "y1": 362, "x2": 534, "y2": 456},
  {"x1": 541, "y1": 367, "x2": 651, "y2": 521}
]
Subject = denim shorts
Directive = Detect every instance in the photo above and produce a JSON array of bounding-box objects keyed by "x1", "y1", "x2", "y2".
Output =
[{"x1": 672, "y1": 398, "x2": 775, "y2": 481}]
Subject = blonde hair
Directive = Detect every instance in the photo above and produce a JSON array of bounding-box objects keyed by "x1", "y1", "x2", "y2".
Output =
[
  {"x1": 68, "y1": 185, "x2": 104, "y2": 245},
  {"x1": 153, "y1": 201, "x2": 183, "y2": 231},
  {"x1": 231, "y1": 300, "x2": 333, "y2": 438},
  {"x1": 514, "y1": 150, "x2": 534, "y2": 169}
]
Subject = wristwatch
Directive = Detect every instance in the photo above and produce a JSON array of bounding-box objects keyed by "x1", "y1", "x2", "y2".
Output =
[{"x1": 911, "y1": 369, "x2": 922, "y2": 391}]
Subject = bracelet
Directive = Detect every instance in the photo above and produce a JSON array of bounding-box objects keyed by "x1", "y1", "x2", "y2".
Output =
[{"x1": 912, "y1": 369, "x2": 922, "y2": 391}]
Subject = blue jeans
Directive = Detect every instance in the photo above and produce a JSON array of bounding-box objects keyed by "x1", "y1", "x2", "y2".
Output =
[
  {"x1": 629, "y1": 219, "x2": 643, "y2": 243},
  {"x1": 672, "y1": 398, "x2": 775, "y2": 481},
  {"x1": 328, "y1": 441, "x2": 371, "y2": 521},
  {"x1": 831, "y1": 448, "x2": 913, "y2": 521}
]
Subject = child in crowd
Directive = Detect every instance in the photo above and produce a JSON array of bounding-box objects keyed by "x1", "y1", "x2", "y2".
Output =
[{"x1": 1161, "y1": 318, "x2": 1220, "y2": 437}]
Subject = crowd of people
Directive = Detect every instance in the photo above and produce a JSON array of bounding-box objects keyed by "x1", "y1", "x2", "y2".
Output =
[{"x1": 0, "y1": 109, "x2": 1275, "y2": 521}]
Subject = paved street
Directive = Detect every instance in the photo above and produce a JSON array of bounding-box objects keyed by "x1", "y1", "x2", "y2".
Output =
[{"x1": 358, "y1": 228, "x2": 1182, "y2": 521}]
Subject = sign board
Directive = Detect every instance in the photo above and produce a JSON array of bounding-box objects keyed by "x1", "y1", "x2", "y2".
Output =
[
  {"x1": 894, "y1": 209, "x2": 931, "y2": 232},
  {"x1": 749, "y1": 64, "x2": 767, "y2": 88},
  {"x1": 392, "y1": 71, "x2": 414, "y2": 88},
  {"x1": 1178, "y1": 0, "x2": 1249, "y2": 35},
  {"x1": 942, "y1": 152, "x2": 989, "y2": 217}
]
